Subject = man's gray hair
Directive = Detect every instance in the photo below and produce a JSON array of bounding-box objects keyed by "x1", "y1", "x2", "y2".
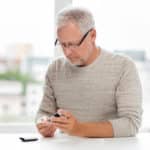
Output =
[{"x1": 56, "y1": 7, "x2": 95, "y2": 34}]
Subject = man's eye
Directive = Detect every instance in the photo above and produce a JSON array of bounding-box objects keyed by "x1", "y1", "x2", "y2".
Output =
[
  {"x1": 61, "y1": 43, "x2": 67, "y2": 47},
  {"x1": 68, "y1": 43, "x2": 74, "y2": 46},
  {"x1": 61, "y1": 42, "x2": 77, "y2": 48}
]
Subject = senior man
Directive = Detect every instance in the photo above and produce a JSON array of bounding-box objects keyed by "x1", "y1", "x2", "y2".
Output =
[{"x1": 36, "y1": 7, "x2": 142, "y2": 138}]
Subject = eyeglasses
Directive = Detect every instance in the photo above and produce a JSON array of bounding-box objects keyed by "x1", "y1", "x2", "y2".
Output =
[{"x1": 55, "y1": 28, "x2": 93, "y2": 49}]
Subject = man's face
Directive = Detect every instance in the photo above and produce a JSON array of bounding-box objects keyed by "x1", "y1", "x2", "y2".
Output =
[{"x1": 57, "y1": 22, "x2": 96, "y2": 66}]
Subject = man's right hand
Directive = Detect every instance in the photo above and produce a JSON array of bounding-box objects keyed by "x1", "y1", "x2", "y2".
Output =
[{"x1": 36, "y1": 117, "x2": 56, "y2": 137}]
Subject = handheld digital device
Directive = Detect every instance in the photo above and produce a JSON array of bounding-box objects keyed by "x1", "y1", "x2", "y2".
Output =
[
  {"x1": 19, "y1": 137, "x2": 38, "y2": 142},
  {"x1": 53, "y1": 112, "x2": 60, "y2": 117}
]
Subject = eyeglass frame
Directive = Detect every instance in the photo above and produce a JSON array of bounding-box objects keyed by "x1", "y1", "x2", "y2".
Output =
[{"x1": 54, "y1": 28, "x2": 93, "y2": 49}]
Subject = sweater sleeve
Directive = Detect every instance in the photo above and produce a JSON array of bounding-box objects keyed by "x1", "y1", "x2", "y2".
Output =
[
  {"x1": 35, "y1": 62, "x2": 57, "y2": 123},
  {"x1": 109, "y1": 58, "x2": 143, "y2": 137}
]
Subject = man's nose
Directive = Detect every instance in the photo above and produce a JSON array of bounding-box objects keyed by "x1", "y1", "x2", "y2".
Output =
[{"x1": 64, "y1": 48, "x2": 73, "y2": 57}]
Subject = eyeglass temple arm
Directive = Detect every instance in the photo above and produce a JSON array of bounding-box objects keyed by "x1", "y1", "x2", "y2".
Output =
[{"x1": 55, "y1": 39, "x2": 58, "y2": 46}]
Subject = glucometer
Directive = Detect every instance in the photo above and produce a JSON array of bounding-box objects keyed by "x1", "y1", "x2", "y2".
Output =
[{"x1": 53, "y1": 112, "x2": 61, "y2": 117}]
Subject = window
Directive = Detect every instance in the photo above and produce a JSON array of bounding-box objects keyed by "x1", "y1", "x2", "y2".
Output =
[{"x1": 0, "y1": 0, "x2": 54, "y2": 124}]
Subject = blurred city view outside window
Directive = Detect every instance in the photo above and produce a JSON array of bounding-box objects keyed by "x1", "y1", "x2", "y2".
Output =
[
  {"x1": 0, "y1": 0, "x2": 54, "y2": 123},
  {"x1": 73, "y1": 0, "x2": 150, "y2": 130},
  {"x1": 1, "y1": 0, "x2": 150, "y2": 132}
]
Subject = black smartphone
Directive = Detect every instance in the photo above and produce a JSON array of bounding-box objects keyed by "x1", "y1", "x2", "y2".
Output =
[{"x1": 19, "y1": 137, "x2": 38, "y2": 142}]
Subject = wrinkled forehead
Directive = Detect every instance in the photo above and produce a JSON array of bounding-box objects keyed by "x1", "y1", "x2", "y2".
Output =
[
  {"x1": 57, "y1": 22, "x2": 83, "y2": 41},
  {"x1": 57, "y1": 21, "x2": 82, "y2": 34}
]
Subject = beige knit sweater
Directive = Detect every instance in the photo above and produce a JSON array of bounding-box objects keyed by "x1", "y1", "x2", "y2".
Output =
[{"x1": 36, "y1": 49, "x2": 142, "y2": 137}]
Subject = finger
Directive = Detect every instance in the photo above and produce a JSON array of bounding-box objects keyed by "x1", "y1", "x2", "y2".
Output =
[
  {"x1": 50, "y1": 125, "x2": 57, "y2": 133},
  {"x1": 37, "y1": 116, "x2": 51, "y2": 124},
  {"x1": 37, "y1": 121, "x2": 55, "y2": 131},
  {"x1": 39, "y1": 128, "x2": 48, "y2": 135},
  {"x1": 39, "y1": 126, "x2": 55, "y2": 137},
  {"x1": 52, "y1": 122, "x2": 68, "y2": 129},
  {"x1": 42, "y1": 131, "x2": 54, "y2": 137},
  {"x1": 37, "y1": 122, "x2": 50, "y2": 130},
  {"x1": 37, "y1": 123, "x2": 47, "y2": 130},
  {"x1": 57, "y1": 109, "x2": 72, "y2": 119},
  {"x1": 51, "y1": 116, "x2": 69, "y2": 124}
]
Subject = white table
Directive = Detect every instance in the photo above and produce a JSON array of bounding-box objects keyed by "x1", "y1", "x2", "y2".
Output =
[{"x1": 1, "y1": 132, "x2": 150, "y2": 150}]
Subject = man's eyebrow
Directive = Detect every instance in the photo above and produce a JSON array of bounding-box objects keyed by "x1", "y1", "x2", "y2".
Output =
[{"x1": 61, "y1": 40, "x2": 79, "y2": 44}]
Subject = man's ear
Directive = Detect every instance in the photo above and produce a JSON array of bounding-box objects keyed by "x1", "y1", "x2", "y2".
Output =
[{"x1": 90, "y1": 29, "x2": 96, "y2": 42}]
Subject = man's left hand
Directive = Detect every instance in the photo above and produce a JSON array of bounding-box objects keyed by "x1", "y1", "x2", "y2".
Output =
[{"x1": 51, "y1": 109, "x2": 81, "y2": 136}]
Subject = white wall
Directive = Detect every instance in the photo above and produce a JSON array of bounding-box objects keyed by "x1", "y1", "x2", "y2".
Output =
[
  {"x1": 0, "y1": 0, "x2": 54, "y2": 57},
  {"x1": 73, "y1": 0, "x2": 150, "y2": 52}
]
